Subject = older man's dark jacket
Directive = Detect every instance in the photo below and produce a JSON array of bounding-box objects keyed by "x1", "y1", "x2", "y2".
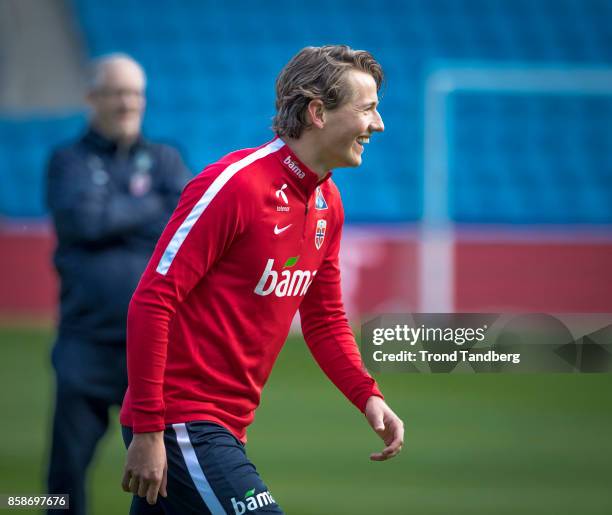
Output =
[{"x1": 46, "y1": 129, "x2": 192, "y2": 345}]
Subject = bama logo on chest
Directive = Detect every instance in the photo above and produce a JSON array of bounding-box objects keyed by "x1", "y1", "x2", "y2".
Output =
[{"x1": 254, "y1": 258, "x2": 317, "y2": 297}]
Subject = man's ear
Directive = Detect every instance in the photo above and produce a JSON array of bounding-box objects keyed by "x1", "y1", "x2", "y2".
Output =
[{"x1": 306, "y1": 99, "x2": 326, "y2": 129}]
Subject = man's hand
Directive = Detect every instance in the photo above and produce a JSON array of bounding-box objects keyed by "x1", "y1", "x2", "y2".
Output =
[
  {"x1": 121, "y1": 431, "x2": 168, "y2": 505},
  {"x1": 364, "y1": 396, "x2": 404, "y2": 461}
]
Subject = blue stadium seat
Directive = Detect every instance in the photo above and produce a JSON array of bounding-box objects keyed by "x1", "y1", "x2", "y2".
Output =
[{"x1": 1, "y1": 0, "x2": 611, "y2": 223}]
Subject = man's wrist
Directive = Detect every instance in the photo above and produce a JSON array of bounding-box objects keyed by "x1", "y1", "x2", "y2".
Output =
[
  {"x1": 132, "y1": 431, "x2": 164, "y2": 442},
  {"x1": 366, "y1": 394, "x2": 385, "y2": 406}
]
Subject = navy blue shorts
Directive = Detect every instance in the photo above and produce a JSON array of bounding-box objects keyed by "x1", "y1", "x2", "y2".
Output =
[{"x1": 122, "y1": 422, "x2": 284, "y2": 515}]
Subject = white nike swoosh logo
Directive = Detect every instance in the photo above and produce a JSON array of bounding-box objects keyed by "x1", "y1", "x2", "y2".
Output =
[{"x1": 274, "y1": 224, "x2": 292, "y2": 235}]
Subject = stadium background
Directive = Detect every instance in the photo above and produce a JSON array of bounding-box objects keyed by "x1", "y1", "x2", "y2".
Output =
[{"x1": 1, "y1": 0, "x2": 611, "y2": 513}]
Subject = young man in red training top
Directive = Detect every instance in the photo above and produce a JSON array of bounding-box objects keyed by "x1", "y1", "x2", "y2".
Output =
[{"x1": 120, "y1": 45, "x2": 404, "y2": 514}]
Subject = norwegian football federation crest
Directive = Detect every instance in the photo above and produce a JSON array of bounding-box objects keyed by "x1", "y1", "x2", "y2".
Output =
[
  {"x1": 315, "y1": 186, "x2": 328, "y2": 210},
  {"x1": 315, "y1": 219, "x2": 327, "y2": 250},
  {"x1": 130, "y1": 151, "x2": 153, "y2": 197}
]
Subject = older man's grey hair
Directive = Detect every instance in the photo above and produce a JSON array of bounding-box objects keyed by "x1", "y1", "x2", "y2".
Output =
[{"x1": 87, "y1": 53, "x2": 147, "y2": 92}]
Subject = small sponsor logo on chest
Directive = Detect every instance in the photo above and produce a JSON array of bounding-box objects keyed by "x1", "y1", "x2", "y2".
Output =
[
  {"x1": 315, "y1": 186, "x2": 328, "y2": 210},
  {"x1": 275, "y1": 183, "x2": 291, "y2": 212}
]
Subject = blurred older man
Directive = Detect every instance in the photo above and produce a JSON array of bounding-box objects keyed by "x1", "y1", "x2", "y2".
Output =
[{"x1": 45, "y1": 53, "x2": 191, "y2": 515}]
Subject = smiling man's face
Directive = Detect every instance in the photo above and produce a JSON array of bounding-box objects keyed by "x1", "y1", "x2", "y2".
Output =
[{"x1": 317, "y1": 69, "x2": 384, "y2": 169}]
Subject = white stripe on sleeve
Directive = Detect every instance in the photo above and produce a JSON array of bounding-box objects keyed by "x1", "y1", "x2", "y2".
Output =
[{"x1": 156, "y1": 138, "x2": 285, "y2": 275}]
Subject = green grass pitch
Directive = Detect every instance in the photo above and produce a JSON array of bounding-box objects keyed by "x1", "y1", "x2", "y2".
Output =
[{"x1": 1, "y1": 324, "x2": 611, "y2": 514}]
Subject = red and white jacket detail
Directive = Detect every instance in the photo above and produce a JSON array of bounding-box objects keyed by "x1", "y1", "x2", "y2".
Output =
[{"x1": 120, "y1": 137, "x2": 383, "y2": 442}]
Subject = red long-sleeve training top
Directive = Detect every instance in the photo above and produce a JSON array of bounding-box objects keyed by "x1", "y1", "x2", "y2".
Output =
[{"x1": 120, "y1": 137, "x2": 382, "y2": 442}]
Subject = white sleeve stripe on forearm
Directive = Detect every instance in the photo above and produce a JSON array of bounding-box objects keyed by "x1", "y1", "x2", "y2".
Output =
[{"x1": 156, "y1": 139, "x2": 285, "y2": 275}]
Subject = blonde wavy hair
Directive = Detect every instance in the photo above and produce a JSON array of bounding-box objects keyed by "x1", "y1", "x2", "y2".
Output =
[{"x1": 272, "y1": 45, "x2": 384, "y2": 139}]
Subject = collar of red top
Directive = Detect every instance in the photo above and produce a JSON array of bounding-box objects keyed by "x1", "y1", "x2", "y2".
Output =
[{"x1": 273, "y1": 136, "x2": 332, "y2": 196}]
